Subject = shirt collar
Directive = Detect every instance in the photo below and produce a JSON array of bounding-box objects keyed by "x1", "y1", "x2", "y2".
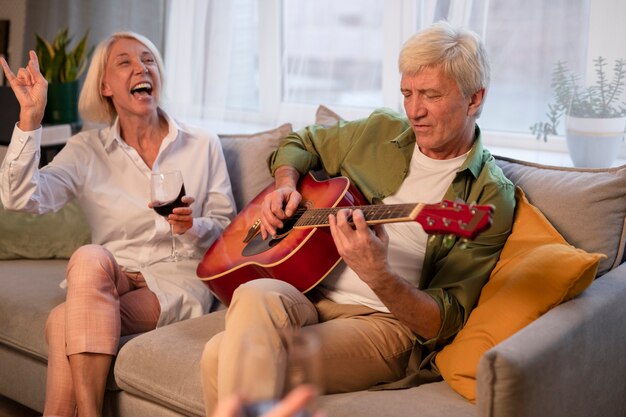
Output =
[
  {"x1": 458, "y1": 125, "x2": 485, "y2": 179},
  {"x1": 389, "y1": 124, "x2": 485, "y2": 178},
  {"x1": 102, "y1": 108, "x2": 187, "y2": 151}
]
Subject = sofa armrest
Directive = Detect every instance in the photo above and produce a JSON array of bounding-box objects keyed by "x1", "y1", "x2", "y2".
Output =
[{"x1": 475, "y1": 263, "x2": 626, "y2": 417}]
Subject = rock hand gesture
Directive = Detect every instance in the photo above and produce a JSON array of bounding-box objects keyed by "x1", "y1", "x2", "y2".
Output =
[{"x1": 0, "y1": 50, "x2": 48, "y2": 131}]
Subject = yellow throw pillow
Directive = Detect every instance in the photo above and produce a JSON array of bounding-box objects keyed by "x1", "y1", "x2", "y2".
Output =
[{"x1": 435, "y1": 187, "x2": 604, "y2": 403}]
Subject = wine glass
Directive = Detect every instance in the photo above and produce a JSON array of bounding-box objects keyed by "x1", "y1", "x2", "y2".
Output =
[
  {"x1": 235, "y1": 329, "x2": 322, "y2": 417},
  {"x1": 150, "y1": 170, "x2": 187, "y2": 262}
]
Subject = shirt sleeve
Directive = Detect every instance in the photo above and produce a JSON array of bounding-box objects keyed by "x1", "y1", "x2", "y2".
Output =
[
  {"x1": 268, "y1": 118, "x2": 366, "y2": 177},
  {"x1": 417, "y1": 167, "x2": 516, "y2": 349},
  {"x1": 0, "y1": 124, "x2": 74, "y2": 213}
]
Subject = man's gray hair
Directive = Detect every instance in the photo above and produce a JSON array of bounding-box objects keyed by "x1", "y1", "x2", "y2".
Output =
[{"x1": 399, "y1": 21, "x2": 490, "y2": 116}]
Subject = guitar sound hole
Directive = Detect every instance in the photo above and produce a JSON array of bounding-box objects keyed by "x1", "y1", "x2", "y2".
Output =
[{"x1": 241, "y1": 217, "x2": 297, "y2": 257}]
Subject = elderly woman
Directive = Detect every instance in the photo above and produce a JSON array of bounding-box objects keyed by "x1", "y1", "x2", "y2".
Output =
[{"x1": 0, "y1": 32, "x2": 235, "y2": 417}]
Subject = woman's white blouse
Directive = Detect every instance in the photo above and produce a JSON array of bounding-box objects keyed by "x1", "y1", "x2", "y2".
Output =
[{"x1": 0, "y1": 112, "x2": 236, "y2": 326}]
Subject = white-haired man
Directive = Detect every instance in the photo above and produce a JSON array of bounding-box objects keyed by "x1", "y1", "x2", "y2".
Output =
[{"x1": 201, "y1": 21, "x2": 516, "y2": 416}]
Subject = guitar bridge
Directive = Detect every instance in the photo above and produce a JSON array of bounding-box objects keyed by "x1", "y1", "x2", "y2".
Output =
[{"x1": 243, "y1": 218, "x2": 262, "y2": 243}]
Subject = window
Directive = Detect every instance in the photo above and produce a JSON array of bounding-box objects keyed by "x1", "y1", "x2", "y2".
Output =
[
  {"x1": 164, "y1": 0, "x2": 625, "y2": 151},
  {"x1": 472, "y1": 0, "x2": 590, "y2": 134},
  {"x1": 282, "y1": 0, "x2": 384, "y2": 108}
]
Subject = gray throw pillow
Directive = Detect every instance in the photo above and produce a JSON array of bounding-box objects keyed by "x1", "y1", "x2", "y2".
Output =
[
  {"x1": 494, "y1": 156, "x2": 626, "y2": 276},
  {"x1": 219, "y1": 123, "x2": 293, "y2": 211}
]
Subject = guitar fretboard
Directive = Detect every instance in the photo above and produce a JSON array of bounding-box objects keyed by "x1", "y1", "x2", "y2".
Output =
[{"x1": 293, "y1": 203, "x2": 424, "y2": 228}]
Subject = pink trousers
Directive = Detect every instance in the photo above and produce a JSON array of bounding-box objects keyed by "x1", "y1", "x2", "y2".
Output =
[{"x1": 43, "y1": 245, "x2": 161, "y2": 417}]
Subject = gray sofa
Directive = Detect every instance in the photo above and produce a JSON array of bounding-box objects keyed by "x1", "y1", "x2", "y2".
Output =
[{"x1": 1, "y1": 116, "x2": 625, "y2": 417}]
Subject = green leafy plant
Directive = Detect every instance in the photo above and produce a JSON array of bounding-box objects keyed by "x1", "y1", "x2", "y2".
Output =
[
  {"x1": 35, "y1": 28, "x2": 93, "y2": 84},
  {"x1": 531, "y1": 57, "x2": 626, "y2": 141}
]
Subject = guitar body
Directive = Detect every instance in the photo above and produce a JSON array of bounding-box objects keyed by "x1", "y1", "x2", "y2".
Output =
[{"x1": 197, "y1": 173, "x2": 368, "y2": 306}]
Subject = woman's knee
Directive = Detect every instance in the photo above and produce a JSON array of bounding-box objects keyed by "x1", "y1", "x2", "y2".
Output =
[
  {"x1": 66, "y1": 244, "x2": 117, "y2": 287},
  {"x1": 68, "y1": 244, "x2": 114, "y2": 269}
]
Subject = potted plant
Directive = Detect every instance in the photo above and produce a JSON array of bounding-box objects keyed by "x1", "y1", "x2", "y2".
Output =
[
  {"x1": 530, "y1": 57, "x2": 626, "y2": 168},
  {"x1": 35, "y1": 28, "x2": 93, "y2": 126}
]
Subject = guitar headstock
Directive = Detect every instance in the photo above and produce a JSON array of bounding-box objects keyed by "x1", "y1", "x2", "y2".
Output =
[{"x1": 416, "y1": 200, "x2": 494, "y2": 239}]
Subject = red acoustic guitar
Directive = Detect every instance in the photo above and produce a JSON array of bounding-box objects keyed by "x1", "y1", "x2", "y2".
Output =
[{"x1": 197, "y1": 172, "x2": 493, "y2": 306}]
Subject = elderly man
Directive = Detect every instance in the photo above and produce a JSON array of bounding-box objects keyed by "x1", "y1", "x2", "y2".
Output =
[{"x1": 201, "y1": 20, "x2": 515, "y2": 416}]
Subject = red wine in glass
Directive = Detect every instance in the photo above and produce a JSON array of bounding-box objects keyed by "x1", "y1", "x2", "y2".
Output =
[
  {"x1": 153, "y1": 184, "x2": 187, "y2": 217},
  {"x1": 150, "y1": 170, "x2": 186, "y2": 261}
]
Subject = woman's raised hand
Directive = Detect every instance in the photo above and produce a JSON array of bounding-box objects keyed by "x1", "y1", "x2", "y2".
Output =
[{"x1": 0, "y1": 50, "x2": 48, "y2": 131}]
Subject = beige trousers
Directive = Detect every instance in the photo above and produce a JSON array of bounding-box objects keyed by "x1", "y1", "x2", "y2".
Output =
[
  {"x1": 43, "y1": 245, "x2": 161, "y2": 417},
  {"x1": 200, "y1": 278, "x2": 415, "y2": 416}
]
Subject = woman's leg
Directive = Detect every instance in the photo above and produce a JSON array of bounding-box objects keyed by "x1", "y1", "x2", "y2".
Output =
[
  {"x1": 69, "y1": 285, "x2": 160, "y2": 417},
  {"x1": 44, "y1": 303, "x2": 76, "y2": 417},
  {"x1": 44, "y1": 245, "x2": 160, "y2": 417}
]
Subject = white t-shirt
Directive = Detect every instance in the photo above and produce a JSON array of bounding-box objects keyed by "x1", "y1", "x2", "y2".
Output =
[{"x1": 318, "y1": 145, "x2": 468, "y2": 312}]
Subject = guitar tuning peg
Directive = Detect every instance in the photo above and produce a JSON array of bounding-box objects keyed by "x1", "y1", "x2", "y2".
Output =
[
  {"x1": 450, "y1": 197, "x2": 466, "y2": 210},
  {"x1": 428, "y1": 234, "x2": 438, "y2": 245},
  {"x1": 459, "y1": 238, "x2": 469, "y2": 250}
]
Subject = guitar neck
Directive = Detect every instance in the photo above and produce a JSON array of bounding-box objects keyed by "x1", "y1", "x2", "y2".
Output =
[{"x1": 293, "y1": 203, "x2": 424, "y2": 228}]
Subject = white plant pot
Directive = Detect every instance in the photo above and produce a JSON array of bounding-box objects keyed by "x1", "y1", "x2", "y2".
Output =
[{"x1": 565, "y1": 116, "x2": 625, "y2": 168}]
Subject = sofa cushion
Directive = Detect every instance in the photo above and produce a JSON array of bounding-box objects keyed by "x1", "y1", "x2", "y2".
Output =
[
  {"x1": 435, "y1": 188, "x2": 603, "y2": 402},
  {"x1": 114, "y1": 310, "x2": 227, "y2": 416},
  {"x1": 0, "y1": 201, "x2": 91, "y2": 260},
  {"x1": 494, "y1": 156, "x2": 626, "y2": 275},
  {"x1": 319, "y1": 382, "x2": 474, "y2": 417},
  {"x1": 219, "y1": 123, "x2": 292, "y2": 212},
  {"x1": 113, "y1": 309, "x2": 476, "y2": 417},
  {"x1": 0, "y1": 259, "x2": 67, "y2": 360}
]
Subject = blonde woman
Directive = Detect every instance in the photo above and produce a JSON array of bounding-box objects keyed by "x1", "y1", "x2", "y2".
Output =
[{"x1": 0, "y1": 32, "x2": 235, "y2": 417}]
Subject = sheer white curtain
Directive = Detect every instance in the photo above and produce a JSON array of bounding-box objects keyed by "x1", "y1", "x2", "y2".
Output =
[
  {"x1": 275, "y1": 0, "x2": 483, "y2": 124},
  {"x1": 163, "y1": 0, "x2": 485, "y2": 126},
  {"x1": 163, "y1": 0, "x2": 242, "y2": 121},
  {"x1": 281, "y1": 0, "x2": 385, "y2": 108},
  {"x1": 163, "y1": 0, "x2": 593, "y2": 135}
]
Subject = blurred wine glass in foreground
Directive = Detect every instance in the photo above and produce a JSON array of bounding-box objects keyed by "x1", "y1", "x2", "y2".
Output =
[{"x1": 236, "y1": 329, "x2": 322, "y2": 417}]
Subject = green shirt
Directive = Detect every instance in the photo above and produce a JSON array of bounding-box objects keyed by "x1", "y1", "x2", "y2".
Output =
[{"x1": 269, "y1": 108, "x2": 516, "y2": 386}]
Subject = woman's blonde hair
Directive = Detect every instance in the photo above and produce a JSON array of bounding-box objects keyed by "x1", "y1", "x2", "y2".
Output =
[
  {"x1": 78, "y1": 31, "x2": 165, "y2": 125},
  {"x1": 399, "y1": 21, "x2": 490, "y2": 116}
]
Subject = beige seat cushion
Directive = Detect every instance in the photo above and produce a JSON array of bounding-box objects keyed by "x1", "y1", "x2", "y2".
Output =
[
  {"x1": 0, "y1": 260, "x2": 67, "y2": 359},
  {"x1": 114, "y1": 310, "x2": 226, "y2": 416}
]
